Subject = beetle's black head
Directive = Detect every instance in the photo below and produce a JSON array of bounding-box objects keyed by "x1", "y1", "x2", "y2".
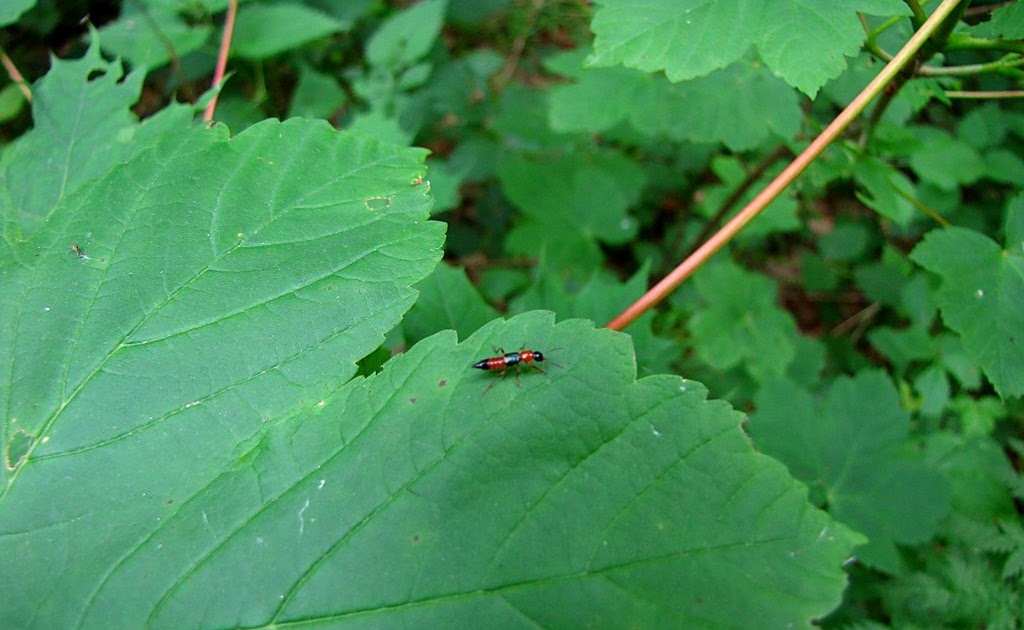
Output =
[{"x1": 532, "y1": 351, "x2": 545, "y2": 362}]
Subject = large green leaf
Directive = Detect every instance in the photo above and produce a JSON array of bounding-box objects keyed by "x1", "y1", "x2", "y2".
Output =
[
  {"x1": 587, "y1": 0, "x2": 908, "y2": 96},
  {"x1": 910, "y1": 224, "x2": 1024, "y2": 399},
  {"x1": 2, "y1": 296, "x2": 861, "y2": 627},
  {"x1": 0, "y1": 119, "x2": 444, "y2": 627}
]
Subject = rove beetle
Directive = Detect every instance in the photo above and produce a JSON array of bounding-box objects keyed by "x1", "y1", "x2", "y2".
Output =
[{"x1": 472, "y1": 347, "x2": 558, "y2": 395}]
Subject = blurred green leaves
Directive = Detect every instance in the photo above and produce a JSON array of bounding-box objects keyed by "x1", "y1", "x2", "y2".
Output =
[
  {"x1": 751, "y1": 371, "x2": 951, "y2": 572},
  {"x1": 911, "y1": 223, "x2": 1024, "y2": 398}
]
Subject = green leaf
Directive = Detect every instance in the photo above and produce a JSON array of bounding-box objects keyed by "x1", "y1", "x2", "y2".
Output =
[
  {"x1": 348, "y1": 110, "x2": 414, "y2": 145},
  {"x1": 403, "y1": 264, "x2": 498, "y2": 344},
  {"x1": 802, "y1": 252, "x2": 840, "y2": 292},
  {"x1": 868, "y1": 325, "x2": 934, "y2": 368},
  {"x1": 984, "y1": 148, "x2": 1024, "y2": 185},
  {"x1": 588, "y1": 0, "x2": 757, "y2": 82},
  {"x1": 970, "y1": 1, "x2": 1024, "y2": 38},
  {"x1": 287, "y1": 65, "x2": 347, "y2": 120},
  {"x1": 923, "y1": 432, "x2": 1018, "y2": 521},
  {"x1": 3, "y1": 303, "x2": 861, "y2": 626},
  {"x1": 910, "y1": 227, "x2": 1024, "y2": 398},
  {"x1": 0, "y1": 83, "x2": 27, "y2": 123},
  {"x1": 0, "y1": 0, "x2": 34, "y2": 26},
  {"x1": 819, "y1": 221, "x2": 870, "y2": 262},
  {"x1": 853, "y1": 155, "x2": 917, "y2": 226},
  {"x1": 688, "y1": 260, "x2": 800, "y2": 381},
  {"x1": 950, "y1": 395, "x2": 1007, "y2": 437},
  {"x1": 0, "y1": 119, "x2": 445, "y2": 627},
  {"x1": 233, "y1": 3, "x2": 351, "y2": 59},
  {"x1": 423, "y1": 157, "x2": 464, "y2": 214},
  {"x1": 957, "y1": 103, "x2": 1010, "y2": 149},
  {"x1": 751, "y1": 372, "x2": 951, "y2": 572},
  {"x1": 587, "y1": 0, "x2": 907, "y2": 96},
  {"x1": 0, "y1": 35, "x2": 146, "y2": 236},
  {"x1": 548, "y1": 51, "x2": 801, "y2": 151},
  {"x1": 908, "y1": 130, "x2": 986, "y2": 190},
  {"x1": 499, "y1": 149, "x2": 644, "y2": 271},
  {"x1": 913, "y1": 365, "x2": 950, "y2": 418},
  {"x1": 935, "y1": 333, "x2": 981, "y2": 390},
  {"x1": 855, "y1": 246, "x2": 912, "y2": 307},
  {"x1": 1006, "y1": 192, "x2": 1024, "y2": 253},
  {"x1": 756, "y1": 0, "x2": 904, "y2": 97},
  {"x1": 97, "y1": 2, "x2": 211, "y2": 68},
  {"x1": 366, "y1": 0, "x2": 448, "y2": 69}
]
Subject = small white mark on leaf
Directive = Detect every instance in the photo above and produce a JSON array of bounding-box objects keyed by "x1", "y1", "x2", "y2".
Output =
[
  {"x1": 318, "y1": 479, "x2": 326, "y2": 490},
  {"x1": 185, "y1": 400, "x2": 200, "y2": 408},
  {"x1": 298, "y1": 498, "x2": 311, "y2": 535},
  {"x1": 201, "y1": 511, "x2": 215, "y2": 537},
  {"x1": 976, "y1": 289, "x2": 984, "y2": 298},
  {"x1": 651, "y1": 425, "x2": 662, "y2": 437},
  {"x1": 43, "y1": 307, "x2": 50, "y2": 312}
]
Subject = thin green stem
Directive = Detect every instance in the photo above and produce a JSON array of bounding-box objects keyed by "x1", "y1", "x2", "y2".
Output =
[
  {"x1": 893, "y1": 187, "x2": 951, "y2": 227},
  {"x1": 917, "y1": 54, "x2": 1024, "y2": 76},
  {"x1": 946, "y1": 89, "x2": 1024, "y2": 99},
  {"x1": 945, "y1": 33, "x2": 1024, "y2": 54},
  {"x1": 904, "y1": 0, "x2": 928, "y2": 27}
]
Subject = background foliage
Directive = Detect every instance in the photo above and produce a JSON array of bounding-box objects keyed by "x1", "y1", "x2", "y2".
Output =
[{"x1": 1, "y1": 0, "x2": 1022, "y2": 628}]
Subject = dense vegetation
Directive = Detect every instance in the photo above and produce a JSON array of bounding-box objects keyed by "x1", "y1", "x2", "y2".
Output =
[{"x1": 1, "y1": 1, "x2": 1022, "y2": 627}]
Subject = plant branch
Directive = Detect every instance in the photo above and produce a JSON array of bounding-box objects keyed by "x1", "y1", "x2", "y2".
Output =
[
  {"x1": 945, "y1": 33, "x2": 1024, "y2": 54},
  {"x1": 606, "y1": 0, "x2": 967, "y2": 332},
  {"x1": 203, "y1": 0, "x2": 238, "y2": 123},
  {"x1": 0, "y1": 47, "x2": 31, "y2": 102},
  {"x1": 130, "y1": 0, "x2": 195, "y2": 101},
  {"x1": 946, "y1": 89, "x2": 1024, "y2": 99},
  {"x1": 904, "y1": 0, "x2": 927, "y2": 27},
  {"x1": 915, "y1": 54, "x2": 1024, "y2": 75}
]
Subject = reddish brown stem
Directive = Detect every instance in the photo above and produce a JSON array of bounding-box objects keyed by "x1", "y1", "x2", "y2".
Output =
[{"x1": 203, "y1": 0, "x2": 239, "y2": 123}]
